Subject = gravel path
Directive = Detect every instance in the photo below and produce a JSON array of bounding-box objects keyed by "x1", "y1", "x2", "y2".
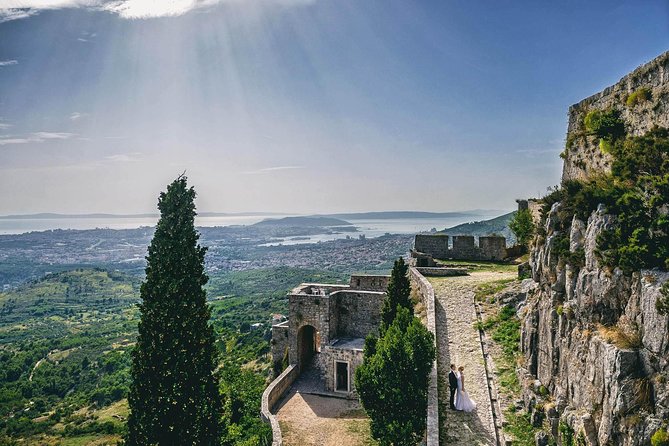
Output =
[
  {"x1": 275, "y1": 386, "x2": 375, "y2": 446},
  {"x1": 430, "y1": 271, "x2": 515, "y2": 446}
]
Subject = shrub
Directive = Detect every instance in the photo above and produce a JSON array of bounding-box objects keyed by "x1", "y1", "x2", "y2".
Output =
[
  {"x1": 509, "y1": 209, "x2": 535, "y2": 247},
  {"x1": 652, "y1": 428, "x2": 669, "y2": 446},
  {"x1": 584, "y1": 108, "x2": 625, "y2": 141},
  {"x1": 626, "y1": 87, "x2": 651, "y2": 107}
]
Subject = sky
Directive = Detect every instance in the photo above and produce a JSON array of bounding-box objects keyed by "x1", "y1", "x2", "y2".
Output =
[{"x1": 0, "y1": 1, "x2": 668, "y2": 215}]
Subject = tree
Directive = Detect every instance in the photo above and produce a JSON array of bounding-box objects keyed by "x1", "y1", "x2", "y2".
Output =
[
  {"x1": 509, "y1": 209, "x2": 535, "y2": 247},
  {"x1": 380, "y1": 257, "x2": 412, "y2": 330},
  {"x1": 355, "y1": 308, "x2": 436, "y2": 446},
  {"x1": 126, "y1": 175, "x2": 222, "y2": 446}
]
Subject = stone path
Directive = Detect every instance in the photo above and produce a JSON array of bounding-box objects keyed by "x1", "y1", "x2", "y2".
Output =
[{"x1": 430, "y1": 271, "x2": 515, "y2": 446}]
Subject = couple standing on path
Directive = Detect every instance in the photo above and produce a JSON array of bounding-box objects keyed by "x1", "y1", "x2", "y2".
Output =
[{"x1": 448, "y1": 364, "x2": 476, "y2": 412}]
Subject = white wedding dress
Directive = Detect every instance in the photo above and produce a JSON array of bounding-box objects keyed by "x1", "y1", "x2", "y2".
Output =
[{"x1": 455, "y1": 372, "x2": 477, "y2": 412}]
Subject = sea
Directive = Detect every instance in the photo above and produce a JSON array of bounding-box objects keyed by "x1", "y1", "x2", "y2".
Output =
[{"x1": 0, "y1": 214, "x2": 499, "y2": 244}]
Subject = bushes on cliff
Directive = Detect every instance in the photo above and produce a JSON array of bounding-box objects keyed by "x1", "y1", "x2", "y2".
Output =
[
  {"x1": 626, "y1": 87, "x2": 651, "y2": 107},
  {"x1": 540, "y1": 127, "x2": 669, "y2": 272},
  {"x1": 584, "y1": 108, "x2": 625, "y2": 141}
]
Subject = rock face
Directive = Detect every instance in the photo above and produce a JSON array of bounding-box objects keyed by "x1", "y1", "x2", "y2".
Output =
[
  {"x1": 520, "y1": 203, "x2": 669, "y2": 446},
  {"x1": 562, "y1": 51, "x2": 669, "y2": 182},
  {"x1": 520, "y1": 50, "x2": 669, "y2": 446}
]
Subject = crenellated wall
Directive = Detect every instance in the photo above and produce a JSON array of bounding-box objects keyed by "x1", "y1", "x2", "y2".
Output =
[{"x1": 414, "y1": 234, "x2": 507, "y2": 261}]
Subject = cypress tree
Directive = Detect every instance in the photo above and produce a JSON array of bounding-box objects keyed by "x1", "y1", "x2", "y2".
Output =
[
  {"x1": 126, "y1": 175, "x2": 222, "y2": 446},
  {"x1": 380, "y1": 257, "x2": 412, "y2": 330}
]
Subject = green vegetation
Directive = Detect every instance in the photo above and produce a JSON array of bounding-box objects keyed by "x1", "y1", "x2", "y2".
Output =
[
  {"x1": 540, "y1": 127, "x2": 669, "y2": 272},
  {"x1": 0, "y1": 264, "x2": 340, "y2": 444},
  {"x1": 435, "y1": 259, "x2": 518, "y2": 274},
  {"x1": 356, "y1": 259, "x2": 435, "y2": 446},
  {"x1": 380, "y1": 257, "x2": 412, "y2": 329},
  {"x1": 626, "y1": 87, "x2": 652, "y2": 107},
  {"x1": 509, "y1": 209, "x2": 535, "y2": 247},
  {"x1": 479, "y1": 305, "x2": 521, "y2": 394},
  {"x1": 584, "y1": 108, "x2": 626, "y2": 141},
  {"x1": 355, "y1": 308, "x2": 435, "y2": 446},
  {"x1": 441, "y1": 211, "x2": 515, "y2": 242},
  {"x1": 559, "y1": 421, "x2": 575, "y2": 446},
  {"x1": 503, "y1": 408, "x2": 538, "y2": 446},
  {"x1": 474, "y1": 278, "x2": 516, "y2": 303},
  {"x1": 126, "y1": 176, "x2": 222, "y2": 445},
  {"x1": 652, "y1": 427, "x2": 669, "y2": 446},
  {"x1": 657, "y1": 282, "x2": 669, "y2": 316}
]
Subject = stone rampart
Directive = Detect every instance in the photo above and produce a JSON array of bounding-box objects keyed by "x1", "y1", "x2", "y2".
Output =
[
  {"x1": 409, "y1": 267, "x2": 439, "y2": 446},
  {"x1": 414, "y1": 234, "x2": 450, "y2": 259},
  {"x1": 413, "y1": 234, "x2": 508, "y2": 261},
  {"x1": 261, "y1": 364, "x2": 299, "y2": 446},
  {"x1": 562, "y1": 51, "x2": 669, "y2": 182}
]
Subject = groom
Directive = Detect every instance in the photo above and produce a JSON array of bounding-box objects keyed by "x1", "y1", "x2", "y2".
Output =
[{"x1": 449, "y1": 364, "x2": 458, "y2": 410}]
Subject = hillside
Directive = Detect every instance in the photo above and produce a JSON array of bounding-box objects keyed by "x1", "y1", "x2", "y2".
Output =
[
  {"x1": 439, "y1": 211, "x2": 515, "y2": 243},
  {"x1": 0, "y1": 267, "x2": 348, "y2": 445}
]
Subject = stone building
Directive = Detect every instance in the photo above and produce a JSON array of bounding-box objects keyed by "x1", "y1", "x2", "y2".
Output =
[{"x1": 270, "y1": 274, "x2": 389, "y2": 397}]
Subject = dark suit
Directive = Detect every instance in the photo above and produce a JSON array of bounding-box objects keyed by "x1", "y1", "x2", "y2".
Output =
[{"x1": 449, "y1": 370, "x2": 458, "y2": 409}]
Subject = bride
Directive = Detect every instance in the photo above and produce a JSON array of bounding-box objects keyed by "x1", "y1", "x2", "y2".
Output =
[{"x1": 455, "y1": 366, "x2": 477, "y2": 412}]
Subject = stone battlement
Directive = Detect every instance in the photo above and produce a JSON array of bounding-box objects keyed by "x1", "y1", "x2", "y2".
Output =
[{"x1": 413, "y1": 234, "x2": 507, "y2": 262}]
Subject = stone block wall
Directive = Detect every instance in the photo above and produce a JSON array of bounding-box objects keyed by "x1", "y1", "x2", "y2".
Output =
[
  {"x1": 349, "y1": 274, "x2": 389, "y2": 292},
  {"x1": 479, "y1": 236, "x2": 507, "y2": 260},
  {"x1": 408, "y1": 267, "x2": 440, "y2": 446},
  {"x1": 413, "y1": 234, "x2": 509, "y2": 261},
  {"x1": 288, "y1": 293, "x2": 332, "y2": 366},
  {"x1": 261, "y1": 364, "x2": 299, "y2": 446},
  {"x1": 320, "y1": 346, "x2": 364, "y2": 397},
  {"x1": 414, "y1": 234, "x2": 450, "y2": 258},
  {"x1": 333, "y1": 291, "x2": 385, "y2": 338},
  {"x1": 271, "y1": 322, "x2": 289, "y2": 374},
  {"x1": 562, "y1": 51, "x2": 669, "y2": 182}
]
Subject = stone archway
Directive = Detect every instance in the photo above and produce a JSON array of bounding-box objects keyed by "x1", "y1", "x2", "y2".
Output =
[{"x1": 297, "y1": 324, "x2": 318, "y2": 370}]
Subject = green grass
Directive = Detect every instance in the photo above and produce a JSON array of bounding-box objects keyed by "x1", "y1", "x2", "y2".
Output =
[
  {"x1": 434, "y1": 259, "x2": 518, "y2": 274},
  {"x1": 479, "y1": 305, "x2": 521, "y2": 395},
  {"x1": 503, "y1": 408, "x2": 539, "y2": 446},
  {"x1": 475, "y1": 279, "x2": 516, "y2": 302}
]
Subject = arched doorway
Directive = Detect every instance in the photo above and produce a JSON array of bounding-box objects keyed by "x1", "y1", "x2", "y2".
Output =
[{"x1": 297, "y1": 325, "x2": 318, "y2": 370}]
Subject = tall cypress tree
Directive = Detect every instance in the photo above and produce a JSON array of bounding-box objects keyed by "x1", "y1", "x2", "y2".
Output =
[
  {"x1": 380, "y1": 257, "x2": 413, "y2": 330},
  {"x1": 126, "y1": 175, "x2": 221, "y2": 446}
]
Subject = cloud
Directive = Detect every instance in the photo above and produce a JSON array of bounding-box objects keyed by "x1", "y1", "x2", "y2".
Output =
[
  {"x1": 242, "y1": 165, "x2": 305, "y2": 175},
  {"x1": 69, "y1": 112, "x2": 87, "y2": 121},
  {"x1": 0, "y1": 60, "x2": 18, "y2": 66},
  {"x1": 104, "y1": 152, "x2": 142, "y2": 162},
  {"x1": 0, "y1": 132, "x2": 75, "y2": 146},
  {"x1": 0, "y1": 0, "x2": 316, "y2": 22}
]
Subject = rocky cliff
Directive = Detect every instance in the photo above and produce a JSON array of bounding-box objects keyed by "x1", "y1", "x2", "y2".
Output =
[{"x1": 518, "y1": 51, "x2": 669, "y2": 446}]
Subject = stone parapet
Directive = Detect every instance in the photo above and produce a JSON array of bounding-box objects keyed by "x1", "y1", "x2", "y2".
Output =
[
  {"x1": 409, "y1": 267, "x2": 439, "y2": 446},
  {"x1": 261, "y1": 364, "x2": 299, "y2": 446}
]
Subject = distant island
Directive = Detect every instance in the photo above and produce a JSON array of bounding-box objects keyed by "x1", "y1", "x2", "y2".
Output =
[
  {"x1": 322, "y1": 211, "x2": 502, "y2": 220},
  {"x1": 254, "y1": 216, "x2": 354, "y2": 228}
]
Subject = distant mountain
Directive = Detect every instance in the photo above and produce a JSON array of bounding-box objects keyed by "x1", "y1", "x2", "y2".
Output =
[
  {"x1": 0, "y1": 212, "x2": 287, "y2": 220},
  {"x1": 439, "y1": 211, "x2": 516, "y2": 242},
  {"x1": 322, "y1": 211, "x2": 492, "y2": 220},
  {"x1": 253, "y1": 216, "x2": 353, "y2": 227}
]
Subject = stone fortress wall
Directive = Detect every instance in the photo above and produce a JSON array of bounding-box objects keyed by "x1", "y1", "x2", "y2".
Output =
[
  {"x1": 413, "y1": 234, "x2": 507, "y2": 261},
  {"x1": 562, "y1": 51, "x2": 669, "y2": 182}
]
